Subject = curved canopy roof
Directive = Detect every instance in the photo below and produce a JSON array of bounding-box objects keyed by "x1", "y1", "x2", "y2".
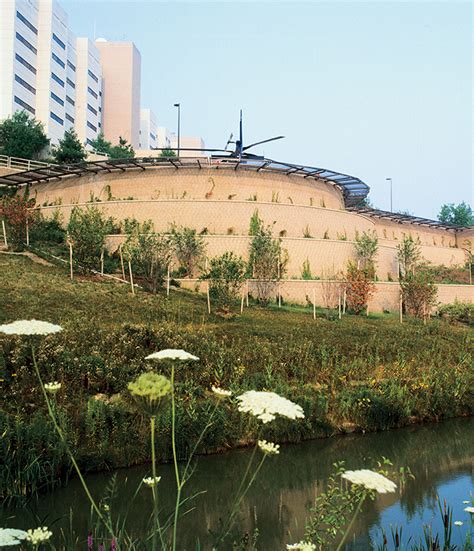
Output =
[{"x1": 0, "y1": 155, "x2": 369, "y2": 207}]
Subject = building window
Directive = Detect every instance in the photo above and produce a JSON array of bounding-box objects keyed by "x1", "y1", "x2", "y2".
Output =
[
  {"x1": 50, "y1": 111, "x2": 64, "y2": 125},
  {"x1": 15, "y1": 74, "x2": 36, "y2": 95},
  {"x1": 67, "y1": 60, "x2": 76, "y2": 72},
  {"x1": 66, "y1": 95, "x2": 75, "y2": 106},
  {"x1": 87, "y1": 104, "x2": 97, "y2": 116},
  {"x1": 51, "y1": 91, "x2": 64, "y2": 106},
  {"x1": 150, "y1": 133, "x2": 156, "y2": 140},
  {"x1": 16, "y1": 11, "x2": 38, "y2": 35},
  {"x1": 51, "y1": 72, "x2": 65, "y2": 87},
  {"x1": 86, "y1": 138, "x2": 94, "y2": 146},
  {"x1": 15, "y1": 53, "x2": 36, "y2": 75},
  {"x1": 87, "y1": 121, "x2": 97, "y2": 132},
  {"x1": 88, "y1": 69, "x2": 98, "y2": 83},
  {"x1": 15, "y1": 32, "x2": 37, "y2": 54},
  {"x1": 65, "y1": 113, "x2": 75, "y2": 123},
  {"x1": 14, "y1": 96, "x2": 35, "y2": 115},
  {"x1": 52, "y1": 52, "x2": 65, "y2": 69},
  {"x1": 87, "y1": 86, "x2": 98, "y2": 99},
  {"x1": 52, "y1": 33, "x2": 66, "y2": 50},
  {"x1": 66, "y1": 77, "x2": 75, "y2": 89}
]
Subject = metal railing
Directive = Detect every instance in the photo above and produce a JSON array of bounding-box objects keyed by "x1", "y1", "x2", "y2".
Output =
[{"x1": 0, "y1": 155, "x2": 52, "y2": 171}]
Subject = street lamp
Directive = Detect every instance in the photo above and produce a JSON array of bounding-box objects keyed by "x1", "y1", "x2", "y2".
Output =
[
  {"x1": 386, "y1": 178, "x2": 393, "y2": 212},
  {"x1": 174, "y1": 103, "x2": 180, "y2": 158}
]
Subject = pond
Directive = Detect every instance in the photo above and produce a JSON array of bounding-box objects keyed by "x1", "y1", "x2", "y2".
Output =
[{"x1": 3, "y1": 417, "x2": 473, "y2": 549}]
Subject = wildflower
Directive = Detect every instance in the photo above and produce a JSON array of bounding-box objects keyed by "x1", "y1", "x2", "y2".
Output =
[
  {"x1": 25, "y1": 527, "x2": 52, "y2": 545},
  {"x1": 44, "y1": 381, "x2": 61, "y2": 393},
  {"x1": 211, "y1": 385, "x2": 232, "y2": 398},
  {"x1": 143, "y1": 476, "x2": 161, "y2": 487},
  {"x1": 286, "y1": 541, "x2": 316, "y2": 550},
  {"x1": 0, "y1": 320, "x2": 63, "y2": 336},
  {"x1": 258, "y1": 440, "x2": 280, "y2": 455},
  {"x1": 102, "y1": 504, "x2": 110, "y2": 512},
  {"x1": 464, "y1": 506, "x2": 474, "y2": 514},
  {"x1": 111, "y1": 538, "x2": 117, "y2": 551},
  {"x1": 341, "y1": 469, "x2": 397, "y2": 494},
  {"x1": 236, "y1": 390, "x2": 304, "y2": 424},
  {"x1": 463, "y1": 500, "x2": 470, "y2": 504},
  {"x1": 129, "y1": 372, "x2": 172, "y2": 401},
  {"x1": 87, "y1": 533, "x2": 93, "y2": 549},
  {"x1": 0, "y1": 528, "x2": 27, "y2": 547},
  {"x1": 454, "y1": 521, "x2": 463, "y2": 526},
  {"x1": 145, "y1": 349, "x2": 199, "y2": 361}
]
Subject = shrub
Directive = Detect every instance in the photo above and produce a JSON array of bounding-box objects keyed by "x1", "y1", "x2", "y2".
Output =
[
  {"x1": 67, "y1": 206, "x2": 114, "y2": 273},
  {"x1": 397, "y1": 235, "x2": 421, "y2": 276},
  {"x1": 123, "y1": 220, "x2": 173, "y2": 292},
  {"x1": 400, "y1": 271, "x2": 437, "y2": 319},
  {"x1": 344, "y1": 262, "x2": 375, "y2": 314},
  {"x1": 354, "y1": 231, "x2": 378, "y2": 277},
  {"x1": 202, "y1": 252, "x2": 246, "y2": 313},
  {"x1": 0, "y1": 194, "x2": 35, "y2": 251},
  {"x1": 438, "y1": 300, "x2": 473, "y2": 326},
  {"x1": 30, "y1": 209, "x2": 66, "y2": 244},
  {"x1": 169, "y1": 225, "x2": 206, "y2": 277}
]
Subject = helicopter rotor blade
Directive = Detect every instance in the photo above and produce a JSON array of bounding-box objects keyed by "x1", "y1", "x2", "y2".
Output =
[
  {"x1": 242, "y1": 136, "x2": 285, "y2": 151},
  {"x1": 151, "y1": 147, "x2": 228, "y2": 152},
  {"x1": 224, "y1": 133, "x2": 234, "y2": 151}
]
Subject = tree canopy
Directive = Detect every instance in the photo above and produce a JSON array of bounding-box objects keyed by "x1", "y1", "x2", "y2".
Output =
[
  {"x1": 438, "y1": 202, "x2": 473, "y2": 227},
  {"x1": 87, "y1": 133, "x2": 135, "y2": 159},
  {"x1": 52, "y1": 129, "x2": 86, "y2": 164},
  {"x1": 0, "y1": 111, "x2": 49, "y2": 160},
  {"x1": 88, "y1": 132, "x2": 112, "y2": 155}
]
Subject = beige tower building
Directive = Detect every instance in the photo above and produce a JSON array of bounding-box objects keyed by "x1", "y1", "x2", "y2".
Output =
[{"x1": 94, "y1": 39, "x2": 141, "y2": 149}]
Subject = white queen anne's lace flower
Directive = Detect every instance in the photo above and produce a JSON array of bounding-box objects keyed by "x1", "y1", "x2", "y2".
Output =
[
  {"x1": 286, "y1": 541, "x2": 316, "y2": 550},
  {"x1": 143, "y1": 476, "x2": 161, "y2": 487},
  {"x1": 464, "y1": 506, "x2": 474, "y2": 514},
  {"x1": 454, "y1": 521, "x2": 463, "y2": 526},
  {"x1": 0, "y1": 528, "x2": 27, "y2": 547},
  {"x1": 0, "y1": 320, "x2": 63, "y2": 336},
  {"x1": 258, "y1": 440, "x2": 280, "y2": 455},
  {"x1": 44, "y1": 381, "x2": 61, "y2": 393},
  {"x1": 211, "y1": 386, "x2": 232, "y2": 397},
  {"x1": 146, "y1": 349, "x2": 199, "y2": 361},
  {"x1": 25, "y1": 527, "x2": 52, "y2": 544},
  {"x1": 341, "y1": 469, "x2": 397, "y2": 494},
  {"x1": 236, "y1": 391, "x2": 304, "y2": 423}
]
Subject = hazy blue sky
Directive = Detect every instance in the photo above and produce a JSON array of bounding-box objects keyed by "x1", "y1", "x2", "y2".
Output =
[{"x1": 63, "y1": 0, "x2": 472, "y2": 219}]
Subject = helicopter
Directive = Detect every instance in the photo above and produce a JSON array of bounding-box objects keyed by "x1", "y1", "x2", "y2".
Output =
[{"x1": 151, "y1": 110, "x2": 284, "y2": 160}]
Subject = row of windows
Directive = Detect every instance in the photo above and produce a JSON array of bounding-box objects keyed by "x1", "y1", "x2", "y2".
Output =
[
  {"x1": 52, "y1": 33, "x2": 66, "y2": 50},
  {"x1": 66, "y1": 95, "x2": 75, "y2": 106},
  {"x1": 67, "y1": 77, "x2": 75, "y2": 89},
  {"x1": 51, "y1": 91, "x2": 64, "y2": 106},
  {"x1": 51, "y1": 72, "x2": 64, "y2": 87},
  {"x1": 50, "y1": 111, "x2": 63, "y2": 126},
  {"x1": 16, "y1": 11, "x2": 38, "y2": 35},
  {"x1": 87, "y1": 86, "x2": 98, "y2": 99},
  {"x1": 67, "y1": 60, "x2": 76, "y2": 72},
  {"x1": 87, "y1": 121, "x2": 97, "y2": 132},
  {"x1": 66, "y1": 113, "x2": 75, "y2": 124},
  {"x1": 87, "y1": 104, "x2": 97, "y2": 116},
  {"x1": 88, "y1": 69, "x2": 98, "y2": 83},
  {"x1": 150, "y1": 133, "x2": 157, "y2": 140},
  {"x1": 16, "y1": 32, "x2": 37, "y2": 55},
  {"x1": 52, "y1": 52, "x2": 65, "y2": 69},
  {"x1": 14, "y1": 96, "x2": 35, "y2": 115},
  {"x1": 15, "y1": 74, "x2": 36, "y2": 95},
  {"x1": 15, "y1": 53, "x2": 36, "y2": 75}
]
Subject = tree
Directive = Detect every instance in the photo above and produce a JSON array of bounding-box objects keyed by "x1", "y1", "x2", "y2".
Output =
[
  {"x1": 400, "y1": 272, "x2": 438, "y2": 320},
  {"x1": 109, "y1": 136, "x2": 135, "y2": 159},
  {"x1": 88, "y1": 132, "x2": 112, "y2": 155},
  {"x1": 344, "y1": 262, "x2": 375, "y2": 315},
  {"x1": 397, "y1": 235, "x2": 421, "y2": 277},
  {"x1": 0, "y1": 110, "x2": 49, "y2": 160},
  {"x1": 0, "y1": 193, "x2": 35, "y2": 251},
  {"x1": 169, "y1": 225, "x2": 206, "y2": 277},
  {"x1": 438, "y1": 202, "x2": 473, "y2": 226},
  {"x1": 354, "y1": 231, "x2": 378, "y2": 278},
  {"x1": 52, "y1": 129, "x2": 86, "y2": 164},
  {"x1": 159, "y1": 148, "x2": 176, "y2": 158},
  {"x1": 202, "y1": 252, "x2": 246, "y2": 313}
]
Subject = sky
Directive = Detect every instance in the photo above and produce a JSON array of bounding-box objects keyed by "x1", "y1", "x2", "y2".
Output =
[{"x1": 62, "y1": 0, "x2": 473, "y2": 219}]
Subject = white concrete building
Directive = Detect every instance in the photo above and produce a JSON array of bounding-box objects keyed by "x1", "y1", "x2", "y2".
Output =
[
  {"x1": 0, "y1": 0, "x2": 40, "y2": 121},
  {"x1": 139, "y1": 108, "x2": 157, "y2": 150},
  {"x1": 75, "y1": 37, "x2": 102, "y2": 148},
  {"x1": 156, "y1": 126, "x2": 171, "y2": 150},
  {"x1": 170, "y1": 134, "x2": 206, "y2": 157}
]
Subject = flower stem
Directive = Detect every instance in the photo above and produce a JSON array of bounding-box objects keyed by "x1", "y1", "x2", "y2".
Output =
[
  {"x1": 31, "y1": 345, "x2": 114, "y2": 539},
  {"x1": 336, "y1": 493, "x2": 366, "y2": 551},
  {"x1": 171, "y1": 362, "x2": 180, "y2": 551},
  {"x1": 150, "y1": 415, "x2": 164, "y2": 551}
]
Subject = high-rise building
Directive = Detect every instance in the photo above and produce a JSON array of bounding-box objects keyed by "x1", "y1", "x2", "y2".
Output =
[
  {"x1": 170, "y1": 134, "x2": 206, "y2": 157},
  {"x1": 95, "y1": 39, "x2": 141, "y2": 149},
  {"x1": 139, "y1": 108, "x2": 157, "y2": 150},
  {"x1": 75, "y1": 37, "x2": 102, "y2": 148}
]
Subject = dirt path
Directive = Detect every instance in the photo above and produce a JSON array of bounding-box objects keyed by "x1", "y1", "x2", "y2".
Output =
[{"x1": 0, "y1": 248, "x2": 53, "y2": 267}]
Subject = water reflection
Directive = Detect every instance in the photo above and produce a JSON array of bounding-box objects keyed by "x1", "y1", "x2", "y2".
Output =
[{"x1": 3, "y1": 417, "x2": 473, "y2": 549}]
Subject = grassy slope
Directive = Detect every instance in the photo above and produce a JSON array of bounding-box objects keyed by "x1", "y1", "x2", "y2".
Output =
[{"x1": 0, "y1": 254, "x2": 473, "y2": 484}]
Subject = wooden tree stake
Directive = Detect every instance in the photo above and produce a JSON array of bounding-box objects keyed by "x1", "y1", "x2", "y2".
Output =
[
  {"x1": 69, "y1": 241, "x2": 73, "y2": 281},
  {"x1": 246, "y1": 281, "x2": 249, "y2": 307},
  {"x1": 119, "y1": 244, "x2": 126, "y2": 281},
  {"x1": 2, "y1": 220, "x2": 8, "y2": 249},
  {"x1": 240, "y1": 288, "x2": 245, "y2": 313},
  {"x1": 26, "y1": 218, "x2": 29, "y2": 246},
  {"x1": 206, "y1": 281, "x2": 211, "y2": 314},
  {"x1": 399, "y1": 291, "x2": 403, "y2": 324},
  {"x1": 100, "y1": 248, "x2": 104, "y2": 275},
  {"x1": 338, "y1": 289, "x2": 342, "y2": 320},
  {"x1": 312, "y1": 288, "x2": 316, "y2": 320},
  {"x1": 128, "y1": 261, "x2": 135, "y2": 295},
  {"x1": 343, "y1": 289, "x2": 346, "y2": 314},
  {"x1": 166, "y1": 265, "x2": 171, "y2": 297}
]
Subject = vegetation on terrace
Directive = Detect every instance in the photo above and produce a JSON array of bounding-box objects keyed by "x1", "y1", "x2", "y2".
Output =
[{"x1": 0, "y1": 253, "x2": 473, "y2": 503}]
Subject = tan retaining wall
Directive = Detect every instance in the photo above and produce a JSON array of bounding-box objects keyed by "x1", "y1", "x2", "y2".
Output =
[{"x1": 177, "y1": 279, "x2": 473, "y2": 313}]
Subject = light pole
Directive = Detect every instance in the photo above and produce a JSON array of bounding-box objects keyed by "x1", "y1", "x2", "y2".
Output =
[
  {"x1": 386, "y1": 178, "x2": 393, "y2": 212},
  {"x1": 174, "y1": 103, "x2": 180, "y2": 158}
]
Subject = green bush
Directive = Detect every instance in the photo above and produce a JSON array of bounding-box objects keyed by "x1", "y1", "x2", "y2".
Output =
[
  {"x1": 202, "y1": 252, "x2": 247, "y2": 313},
  {"x1": 30, "y1": 210, "x2": 66, "y2": 244},
  {"x1": 438, "y1": 300, "x2": 473, "y2": 326}
]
